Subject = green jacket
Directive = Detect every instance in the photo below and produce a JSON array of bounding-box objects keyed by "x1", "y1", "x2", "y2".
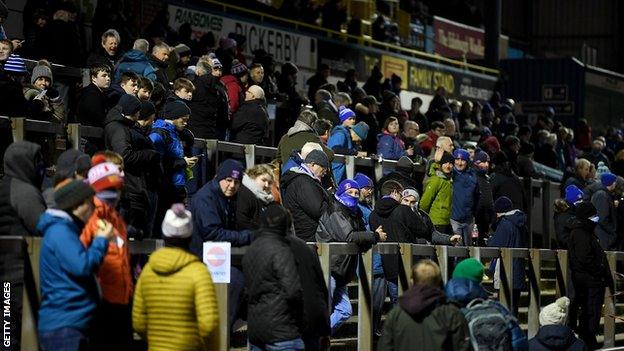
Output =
[
  {"x1": 276, "y1": 120, "x2": 334, "y2": 163},
  {"x1": 419, "y1": 170, "x2": 452, "y2": 226}
]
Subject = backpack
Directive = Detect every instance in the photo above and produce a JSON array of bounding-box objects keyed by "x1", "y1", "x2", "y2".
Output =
[{"x1": 462, "y1": 298, "x2": 528, "y2": 351}]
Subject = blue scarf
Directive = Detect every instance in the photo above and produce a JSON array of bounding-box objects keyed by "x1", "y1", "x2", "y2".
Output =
[{"x1": 335, "y1": 193, "x2": 359, "y2": 212}]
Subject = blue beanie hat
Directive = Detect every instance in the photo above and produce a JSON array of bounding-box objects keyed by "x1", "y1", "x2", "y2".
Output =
[
  {"x1": 453, "y1": 149, "x2": 470, "y2": 161},
  {"x1": 215, "y1": 159, "x2": 244, "y2": 182},
  {"x1": 336, "y1": 179, "x2": 359, "y2": 197},
  {"x1": 338, "y1": 106, "x2": 356, "y2": 123},
  {"x1": 564, "y1": 185, "x2": 584, "y2": 205},
  {"x1": 601, "y1": 172, "x2": 617, "y2": 187},
  {"x1": 351, "y1": 121, "x2": 369, "y2": 140},
  {"x1": 353, "y1": 173, "x2": 373, "y2": 189}
]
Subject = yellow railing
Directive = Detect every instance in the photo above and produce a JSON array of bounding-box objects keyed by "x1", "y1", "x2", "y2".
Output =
[{"x1": 202, "y1": 0, "x2": 499, "y2": 76}]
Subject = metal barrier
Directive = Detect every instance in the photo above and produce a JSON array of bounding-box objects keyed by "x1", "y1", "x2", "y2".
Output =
[
  {"x1": 0, "y1": 116, "x2": 570, "y2": 249},
  {"x1": 4, "y1": 236, "x2": 622, "y2": 350}
]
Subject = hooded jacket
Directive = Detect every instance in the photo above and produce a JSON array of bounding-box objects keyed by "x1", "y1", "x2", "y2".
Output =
[
  {"x1": 568, "y1": 218, "x2": 612, "y2": 288},
  {"x1": 230, "y1": 98, "x2": 269, "y2": 145},
  {"x1": 528, "y1": 325, "x2": 587, "y2": 351},
  {"x1": 554, "y1": 206, "x2": 575, "y2": 250},
  {"x1": 188, "y1": 73, "x2": 229, "y2": 139},
  {"x1": 80, "y1": 197, "x2": 132, "y2": 305},
  {"x1": 420, "y1": 170, "x2": 453, "y2": 226},
  {"x1": 451, "y1": 167, "x2": 478, "y2": 222},
  {"x1": 0, "y1": 141, "x2": 46, "y2": 236},
  {"x1": 379, "y1": 283, "x2": 471, "y2": 351},
  {"x1": 114, "y1": 49, "x2": 157, "y2": 82},
  {"x1": 190, "y1": 179, "x2": 253, "y2": 257},
  {"x1": 37, "y1": 209, "x2": 108, "y2": 332},
  {"x1": 317, "y1": 199, "x2": 377, "y2": 285},
  {"x1": 377, "y1": 132, "x2": 408, "y2": 160},
  {"x1": 475, "y1": 169, "x2": 494, "y2": 233},
  {"x1": 445, "y1": 277, "x2": 489, "y2": 307},
  {"x1": 488, "y1": 210, "x2": 528, "y2": 290},
  {"x1": 243, "y1": 227, "x2": 304, "y2": 345},
  {"x1": 369, "y1": 197, "x2": 428, "y2": 280},
  {"x1": 236, "y1": 174, "x2": 275, "y2": 231},
  {"x1": 104, "y1": 107, "x2": 160, "y2": 214},
  {"x1": 281, "y1": 166, "x2": 331, "y2": 242},
  {"x1": 132, "y1": 247, "x2": 219, "y2": 351},
  {"x1": 149, "y1": 119, "x2": 186, "y2": 188},
  {"x1": 276, "y1": 120, "x2": 334, "y2": 163},
  {"x1": 328, "y1": 125, "x2": 356, "y2": 182}
]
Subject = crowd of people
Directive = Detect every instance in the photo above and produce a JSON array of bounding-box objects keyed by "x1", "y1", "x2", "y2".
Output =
[{"x1": 1, "y1": 2, "x2": 624, "y2": 351}]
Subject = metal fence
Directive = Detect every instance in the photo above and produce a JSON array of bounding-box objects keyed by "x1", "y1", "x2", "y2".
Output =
[{"x1": 2, "y1": 236, "x2": 622, "y2": 350}]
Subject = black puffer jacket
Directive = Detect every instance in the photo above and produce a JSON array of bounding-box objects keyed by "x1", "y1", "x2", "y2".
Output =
[
  {"x1": 281, "y1": 167, "x2": 331, "y2": 242},
  {"x1": 554, "y1": 207, "x2": 575, "y2": 249},
  {"x1": 188, "y1": 74, "x2": 229, "y2": 139},
  {"x1": 370, "y1": 197, "x2": 428, "y2": 280},
  {"x1": 243, "y1": 228, "x2": 304, "y2": 346},
  {"x1": 230, "y1": 98, "x2": 269, "y2": 145},
  {"x1": 104, "y1": 107, "x2": 161, "y2": 217},
  {"x1": 568, "y1": 218, "x2": 612, "y2": 289},
  {"x1": 0, "y1": 141, "x2": 46, "y2": 236},
  {"x1": 528, "y1": 325, "x2": 587, "y2": 351},
  {"x1": 317, "y1": 200, "x2": 377, "y2": 285}
]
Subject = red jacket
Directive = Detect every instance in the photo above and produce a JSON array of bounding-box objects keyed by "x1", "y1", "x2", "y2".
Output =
[
  {"x1": 420, "y1": 130, "x2": 439, "y2": 156},
  {"x1": 221, "y1": 75, "x2": 245, "y2": 116},
  {"x1": 80, "y1": 197, "x2": 132, "y2": 305}
]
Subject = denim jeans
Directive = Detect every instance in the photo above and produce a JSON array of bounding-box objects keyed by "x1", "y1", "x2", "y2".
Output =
[
  {"x1": 451, "y1": 219, "x2": 474, "y2": 246},
  {"x1": 387, "y1": 278, "x2": 398, "y2": 305},
  {"x1": 249, "y1": 338, "x2": 305, "y2": 351},
  {"x1": 39, "y1": 327, "x2": 88, "y2": 351},
  {"x1": 329, "y1": 276, "x2": 352, "y2": 335}
]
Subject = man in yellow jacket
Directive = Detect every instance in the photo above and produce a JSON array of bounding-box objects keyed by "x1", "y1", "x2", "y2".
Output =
[{"x1": 133, "y1": 204, "x2": 219, "y2": 350}]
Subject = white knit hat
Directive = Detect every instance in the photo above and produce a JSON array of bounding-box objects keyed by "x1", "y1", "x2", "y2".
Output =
[
  {"x1": 161, "y1": 203, "x2": 193, "y2": 238},
  {"x1": 539, "y1": 296, "x2": 569, "y2": 326}
]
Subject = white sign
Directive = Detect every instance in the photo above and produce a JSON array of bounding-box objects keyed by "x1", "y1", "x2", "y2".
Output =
[
  {"x1": 168, "y1": 5, "x2": 317, "y2": 69},
  {"x1": 202, "y1": 242, "x2": 231, "y2": 283}
]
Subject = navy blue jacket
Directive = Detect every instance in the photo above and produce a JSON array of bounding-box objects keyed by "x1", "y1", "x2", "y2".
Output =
[
  {"x1": 37, "y1": 209, "x2": 108, "y2": 332},
  {"x1": 488, "y1": 211, "x2": 528, "y2": 290},
  {"x1": 528, "y1": 325, "x2": 587, "y2": 351},
  {"x1": 376, "y1": 133, "x2": 407, "y2": 160},
  {"x1": 451, "y1": 167, "x2": 478, "y2": 222},
  {"x1": 190, "y1": 179, "x2": 253, "y2": 257}
]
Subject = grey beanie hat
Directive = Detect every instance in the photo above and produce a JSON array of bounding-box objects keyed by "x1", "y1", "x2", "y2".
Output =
[{"x1": 31, "y1": 61, "x2": 53, "y2": 85}]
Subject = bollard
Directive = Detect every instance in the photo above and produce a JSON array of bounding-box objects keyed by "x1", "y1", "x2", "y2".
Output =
[
  {"x1": 398, "y1": 243, "x2": 413, "y2": 295},
  {"x1": 357, "y1": 249, "x2": 373, "y2": 351},
  {"x1": 244, "y1": 144, "x2": 256, "y2": 167},
  {"x1": 12, "y1": 117, "x2": 25, "y2": 142},
  {"x1": 527, "y1": 249, "x2": 541, "y2": 338},
  {"x1": 345, "y1": 155, "x2": 356, "y2": 180},
  {"x1": 603, "y1": 252, "x2": 617, "y2": 348}
]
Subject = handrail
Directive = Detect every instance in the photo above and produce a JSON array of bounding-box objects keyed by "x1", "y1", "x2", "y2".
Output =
[{"x1": 201, "y1": 0, "x2": 499, "y2": 76}]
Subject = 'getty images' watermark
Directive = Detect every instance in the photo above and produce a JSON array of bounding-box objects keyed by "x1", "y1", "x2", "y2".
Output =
[{"x1": 2, "y1": 282, "x2": 10, "y2": 348}]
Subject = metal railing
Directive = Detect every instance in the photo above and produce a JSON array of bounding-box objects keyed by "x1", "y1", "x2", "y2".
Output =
[{"x1": 3, "y1": 237, "x2": 622, "y2": 350}]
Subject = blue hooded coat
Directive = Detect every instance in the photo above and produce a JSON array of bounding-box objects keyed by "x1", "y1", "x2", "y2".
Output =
[
  {"x1": 37, "y1": 209, "x2": 109, "y2": 332},
  {"x1": 149, "y1": 119, "x2": 186, "y2": 188},
  {"x1": 488, "y1": 210, "x2": 528, "y2": 290},
  {"x1": 328, "y1": 125, "x2": 356, "y2": 182},
  {"x1": 114, "y1": 49, "x2": 157, "y2": 82},
  {"x1": 451, "y1": 167, "x2": 479, "y2": 222}
]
